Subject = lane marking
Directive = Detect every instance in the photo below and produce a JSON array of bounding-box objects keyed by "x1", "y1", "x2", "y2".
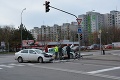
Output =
[
  {"x1": 9, "y1": 64, "x2": 25, "y2": 67},
  {"x1": 87, "y1": 67, "x2": 120, "y2": 74},
  {"x1": 30, "y1": 65, "x2": 120, "y2": 80},
  {"x1": 0, "y1": 65, "x2": 14, "y2": 68},
  {"x1": 27, "y1": 63, "x2": 35, "y2": 66},
  {"x1": 0, "y1": 68, "x2": 3, "y2": 69},
  {"x1": 67, "y1": 62, "x2": 114, "y2": 67}
]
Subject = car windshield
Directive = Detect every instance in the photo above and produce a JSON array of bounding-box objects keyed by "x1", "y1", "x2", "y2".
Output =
[
  {"x1": 34, "y1": 49, "x2": 43, "y2": 54},
  {"x1": 48, "y1": 48, "x2": 55, "y2": 53}
]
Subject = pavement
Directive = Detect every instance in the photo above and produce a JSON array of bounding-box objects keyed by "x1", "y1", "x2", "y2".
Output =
[
  {"x1": 53, "y1": 54, "x2": 120, "y2": 63},
  {"x1": 82, "y1": 54, "x2": 120, "y2": 61}
]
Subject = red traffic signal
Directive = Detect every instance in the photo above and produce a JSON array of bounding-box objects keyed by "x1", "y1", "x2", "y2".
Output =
[{"x1": 45, "y1": 1, "x2": 50, "y2": 12}]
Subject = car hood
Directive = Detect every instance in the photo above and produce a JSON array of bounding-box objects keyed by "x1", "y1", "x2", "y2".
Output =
[{"x1": 45, "y1": 52, "x2": 54, "y2": 55}]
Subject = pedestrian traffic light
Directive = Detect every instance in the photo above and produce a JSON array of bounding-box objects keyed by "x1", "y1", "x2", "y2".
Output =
[
  {"x1": 80, "y1": 34, "x2": 82, "y2": 40},
  {"x1": 45, "y1": 1, "x2": 50, "y2": 12}
]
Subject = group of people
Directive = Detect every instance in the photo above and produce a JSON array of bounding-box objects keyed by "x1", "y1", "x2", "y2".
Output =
[
  {"x1": 54, "y1": 44, "x2": 71, "y2": 60},
  {"x1": 44, "y1": 44, "x2": 71, "y2": 60}
]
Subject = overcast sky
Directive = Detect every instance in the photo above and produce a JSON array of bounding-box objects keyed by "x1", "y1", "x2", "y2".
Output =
[{"x1": 0, "y1": 0, "x2": 120, "y2": 30}]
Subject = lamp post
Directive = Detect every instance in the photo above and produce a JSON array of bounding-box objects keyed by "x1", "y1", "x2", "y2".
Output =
[
  {"x1": 20, "y1": 8, "x2": 26, "y2": 49},
  {"x1": 99, "y1": 30, "x2": 102, "y2": 54},
  {"x1": 106, "y1": 32, "x2": 108, "y2": 44}
]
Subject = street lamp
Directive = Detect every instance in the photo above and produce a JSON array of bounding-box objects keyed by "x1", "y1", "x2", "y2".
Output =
[
  {"x1": 21, "y1": 8, "x2": 26, "y2": 24},
  {"x1": 20, "y1": 8, "x2": 26, "y2": 49},
  {"x1": 99, "y1": 30, "x2": 102, "y2": 55},
  {"x1": 106, "y1": 32, "x2": 108, "y2": 44}
]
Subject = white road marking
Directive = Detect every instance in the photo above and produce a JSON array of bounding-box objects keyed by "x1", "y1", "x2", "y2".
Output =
[
  {"x1": 0, "y1": 68, "x2": 3, "y2": 69},
  {"x1": 16, "y1": 64, "x2": 25, "y2": 66},
  {"x1": 30, "y1": 65, "x2": 120, "y2": 80},
  {"x1": 67, "y1": 62, "x2": 114, "y2": 67},
  {"x1": 9, "y1": 64, "x2": 17, "y2": 66},
  {"x1": 87, "y1": 67, "x2": 120, "y2": 74},
  {"x1": 0, "y1": 64, "x2": 14, "y2": 68},
  {"x1": 9, "y1": 63, "x2": 25, "y2": 67},
  {"x1": 27, "y1": 63, "x2": 35, "y2": 66}
]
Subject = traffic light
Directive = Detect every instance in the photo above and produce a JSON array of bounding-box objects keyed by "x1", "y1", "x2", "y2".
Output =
[
  {"x1": 80, "y1": 34, "x2": 82, "y2": 40},
  {"x1": 45, "y1": 1, "x2": 50, "y2": 12}
]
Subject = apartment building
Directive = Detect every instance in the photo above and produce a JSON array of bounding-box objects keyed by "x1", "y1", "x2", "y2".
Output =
[
  {"x1": 30, "y1": 27, "x2": 39, "y2": 40},
  {"x1": 110, "y1": 10, "x2": 120, "y2": 27},
  {"x1": 103, "y1": 13, "x2": 113, "y2": 27},
  {"x1": 30, "y1": 10, "x2": 120, "y2": 45}
]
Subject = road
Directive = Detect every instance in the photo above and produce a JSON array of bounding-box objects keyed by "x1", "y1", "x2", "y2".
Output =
[{"x1": 0, "y1": 50, "x2": 120, "y2": 80}]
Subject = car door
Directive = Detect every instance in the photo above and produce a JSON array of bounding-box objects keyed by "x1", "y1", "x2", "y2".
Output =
[
  {"x1": 20, "y1": 50, "x2": 29, "y2": 60},
  {"x1": 28, "y1": 50, "x2": 38, "y2": 61}
]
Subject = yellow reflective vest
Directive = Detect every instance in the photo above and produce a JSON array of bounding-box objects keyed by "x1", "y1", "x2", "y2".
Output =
[{"x1": 54, "y1": 46, "x2": 58, "y2": 52}]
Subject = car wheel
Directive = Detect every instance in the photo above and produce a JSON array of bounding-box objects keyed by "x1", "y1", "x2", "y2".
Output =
[
  {"x1": 18, "y1": 57, "x2": 23, "y2": 63},
  {"x1": 38, "y1": 57, "x2": 43, "y2": 63}
]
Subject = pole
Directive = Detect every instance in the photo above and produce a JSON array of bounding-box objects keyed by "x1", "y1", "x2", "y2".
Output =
[
  {"x1": 99, "y1": 30, "x2": 102, "y2": 55},
  {"x1": 44, "y1": 3, "x2": 82, "y2": 58},
  {"x1": 8, "y1": 42, "x2": 9, "y2": 53},
  {"x1": 49, "y1": 6, "x2": 78, "y2": 19},
  {"x1": 21, "y1": 8, "x2": 26, "y2": 49},
  {"x1": 78, "y1": 32, "x2": 81, "y2": 59}
]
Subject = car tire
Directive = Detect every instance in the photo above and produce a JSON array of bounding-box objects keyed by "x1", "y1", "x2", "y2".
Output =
[
  {"x1": 38, "y1": 57, "x2": 43, "y2": 63},
  {"x1": 18, "y1": 57, "x2": 23, "y2": 63}
]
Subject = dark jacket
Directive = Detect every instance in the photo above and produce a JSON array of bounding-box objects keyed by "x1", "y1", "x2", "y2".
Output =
[
  {"x1": 66, "y1": 46, "x2": 71, "y2": 53},
  {"x1": 58, "y1": 46, "x2": 63, "y2": 53}
]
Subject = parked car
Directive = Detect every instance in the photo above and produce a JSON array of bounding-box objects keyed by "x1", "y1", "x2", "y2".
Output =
[
  {"x1": 105, "y1": 44, "x2": 113, "y2": 49},
  {"x1": 15, "y1": 49, "x2": 53, "y2": 63},
  {"x1": 81, "y1": 46, "x2": 87, "y2": 50},
  {"x1": 87, "y1": 44, "x2": 100, "y2": 50}
]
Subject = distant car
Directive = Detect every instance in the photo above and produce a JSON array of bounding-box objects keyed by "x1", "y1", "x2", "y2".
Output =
[
  {"x1": 15, "y1": 49, "x2": 53, "y2": 63},
  {"x1": 105, "y1": 44, "x2": 113, "y2": 49},
  {"x1": 87, "y1": 44, "x2": 100, "y2": 50},
  {"x1": 81, "y1": 46, "x2": 87, "y2": 50}
]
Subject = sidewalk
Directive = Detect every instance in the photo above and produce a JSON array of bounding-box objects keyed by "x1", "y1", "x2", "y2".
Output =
[{"x1": 83, "y1": 54, "x2": 120, "y2": 61}]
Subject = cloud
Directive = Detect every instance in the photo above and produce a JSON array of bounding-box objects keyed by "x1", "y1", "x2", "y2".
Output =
[{"x1": 0, "y1": 0, "x2": 120, "y2": 30}]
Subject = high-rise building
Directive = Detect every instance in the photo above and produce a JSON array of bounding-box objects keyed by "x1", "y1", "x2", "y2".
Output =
[
  {"x1": 110, "y1": 10, "x2": 120, "y2": 27},
  {"x1": 103, "y1": 13, "x2": 113, "y2": 27},
  {"x1": 30, "y1": 10, "x2": 120, "y2": 45}
]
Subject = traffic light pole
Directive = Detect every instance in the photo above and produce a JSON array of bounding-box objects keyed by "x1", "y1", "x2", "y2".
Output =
[
  {"x1": 44, "y1": 2, "x2": 82, "y2": 59},
  {"x1": 49, "y1": 6, "x2": 78, "y2": 19},
  {"x1": 49, "y1": 5, "x2": 82, "y2": 58},
  {"x1": 78, "y1": 30, "x2": 81, "y2": 59}
]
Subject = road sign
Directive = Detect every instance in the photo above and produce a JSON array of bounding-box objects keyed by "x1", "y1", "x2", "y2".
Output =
[
  {"x1": 76, "y1": 18, "x2": 82, "y2": 25},
  {"x1": 78, "y1": 28, "x2": 82, "y2": 33}
]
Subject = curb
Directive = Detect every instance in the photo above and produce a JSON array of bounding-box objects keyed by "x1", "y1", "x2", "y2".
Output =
[{"x1": 82, "y1": 55, "x2": 120, "y2": 62}]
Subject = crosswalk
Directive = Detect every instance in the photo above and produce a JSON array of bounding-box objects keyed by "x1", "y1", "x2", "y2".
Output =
[
  {"x1": 0, "y1": 60, "x2": 72, "y2": 70},
  {"x1": 0, "y1": 63, "x2": 29, "y2": 70}
]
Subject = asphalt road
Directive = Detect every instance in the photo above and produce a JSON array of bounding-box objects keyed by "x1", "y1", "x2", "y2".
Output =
[{"x1": 0, "y1": 51, "x2": 120, "y2": 80}]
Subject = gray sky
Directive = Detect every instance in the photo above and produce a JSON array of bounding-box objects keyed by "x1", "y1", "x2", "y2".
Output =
[{"x1": 0, "y1": 0, "x2": 120, "y2": 30}]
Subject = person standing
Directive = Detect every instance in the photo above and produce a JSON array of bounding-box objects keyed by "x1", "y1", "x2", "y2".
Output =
[
  {"x1": 66, "y1": 44, "x2": 71, "y2": 59},
  {"x1": 44, "y1": 44, "x2": 48, "y2": 52},
  {"x1": 102, "y1": 45, "x2": 105, "y2": 55},
  {"x1": 58, "y1": 45, "x2": 63, "y2": 60},
  {"x1": 54, "y1": 45, "x2": 58, "y2": 60}
]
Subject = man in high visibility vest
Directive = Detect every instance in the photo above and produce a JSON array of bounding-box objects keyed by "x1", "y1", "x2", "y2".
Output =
[{"x1": 54, "y1": 45, "x2": 58, "y2": 60}]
